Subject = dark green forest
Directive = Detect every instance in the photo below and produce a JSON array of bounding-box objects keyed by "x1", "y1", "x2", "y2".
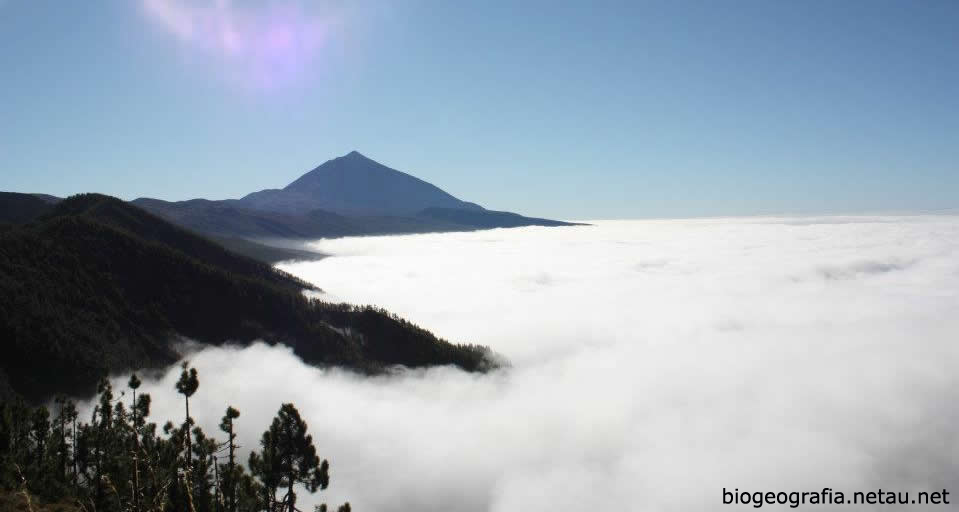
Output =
[
  {"x1": 0, "y1": 364, "x2": 351, "y2": 512},
  {"x1": 0, "y1": 193, "x2": 495, "y2": 401}
]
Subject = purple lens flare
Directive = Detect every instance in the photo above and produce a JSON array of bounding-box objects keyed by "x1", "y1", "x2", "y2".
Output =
[{"x1": 141, "y1": 0, "x2": 343, "y2": 89}]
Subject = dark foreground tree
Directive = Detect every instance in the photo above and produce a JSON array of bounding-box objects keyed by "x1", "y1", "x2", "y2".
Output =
[
  {"x1": 316, "y1": 503, "x2": 352, "y2": 512},
  {"x1": 176, "y1": 363, "x2": 200, "y2": 458},
  {"x1": 176, "y1": 361, "x2": 200, "y2": 512},
  {"x1": 220, "y1": 406, "x2": 241, "y2": 512},
  {"x1": 250, "y1": 404, "x2": 336, "y2": 512},
  {"x1": 1, "y1": 374, "x2": 351, "y2": 511},
  {"x1": 128, "y1": 374, "x2": 142, "y2": 512}
]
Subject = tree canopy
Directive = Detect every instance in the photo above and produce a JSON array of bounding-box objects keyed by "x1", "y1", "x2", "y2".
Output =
[{"x1": 0, "y1": 366, "x2": 351, "y2": 512}]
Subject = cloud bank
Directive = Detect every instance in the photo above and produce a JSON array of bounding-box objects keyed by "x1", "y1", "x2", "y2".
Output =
[{"x1": 88, "y1": 217, "x2": 959, "y2": 511}]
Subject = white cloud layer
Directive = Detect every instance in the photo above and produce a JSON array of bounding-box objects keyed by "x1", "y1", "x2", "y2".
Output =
[{"x1": 88, "y1": 217, "x2": 959, "y2": 511}]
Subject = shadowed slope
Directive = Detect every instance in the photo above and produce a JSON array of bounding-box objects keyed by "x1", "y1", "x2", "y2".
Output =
[
  {"x1": 0, "y1": 194, "x2": 494, "y2": 402},
  {"x1": 0, "y1": 192, "x2": 55, "y2": 224}
]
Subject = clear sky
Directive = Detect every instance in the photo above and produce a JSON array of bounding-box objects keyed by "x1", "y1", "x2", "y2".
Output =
[{"x1": 1, "y1": 0, "x2": 956, "y2": 219}]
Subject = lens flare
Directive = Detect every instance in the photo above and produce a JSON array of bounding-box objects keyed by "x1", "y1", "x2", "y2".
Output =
[{"x1": 141, "y1": 0, "x2": 342, "y2": 89}]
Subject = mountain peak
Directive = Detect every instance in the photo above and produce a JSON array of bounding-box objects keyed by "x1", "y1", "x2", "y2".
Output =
[{"x1": 239, "y1": 151, "x2": 484, "y2": 216}]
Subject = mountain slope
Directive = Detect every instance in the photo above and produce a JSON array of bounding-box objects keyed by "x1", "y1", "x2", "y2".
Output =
[
  {"x1": 132, "y1": 197, "x2": 476, "y2": 240},
  {"x1": 131, "y1": 198, "x2": 364, "y2": 238},
  {"x1": 240, "y1": 151, "x2": 482, "y2": 216},
  {"x1": 0, "y1": 192, "x2": 54, "y2": 224},
  {"x1": 210, "y1": 235, "x2": 326, "y2": 264},
  {"x1": 418, "y1": 207, "x2": 578, "y2": 228},
  {"x1": 0, "y1": 193, "x2": 320, "y2": 264},
  {"x1": 133, "y1": 151, "x2": 581, "y2": 241},
  {"x1": 0, "y1": 194, "x2": 493, "y2": 401}
]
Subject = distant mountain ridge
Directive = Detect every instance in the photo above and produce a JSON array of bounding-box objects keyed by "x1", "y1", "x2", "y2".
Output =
[
  {"x1": 133, "y1": 151, "x2": 581, "y2": 243},
  {"x1": 0, "y1": 193, "x2": 324, "y2": 264},
  {"x1": 4, "y1": 153, "x2": 581, "y2": 263}
]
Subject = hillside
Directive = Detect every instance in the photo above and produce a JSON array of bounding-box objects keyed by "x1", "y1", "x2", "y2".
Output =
[
  {"x1": 0, "y1": 194, "x2": 493, "y2": 402},
  {"x1": 0, "y1": 193, "x2": 325, "y2": 264},
  {"x1": 0, "y1": 192, "x2": 54, "y2": 224},
  {"x1": 211, "y1": 235, "x2": 327, "y2": 264},
  {"x1": 131, "y1": 197, "x2": 363, "y2": 238}
]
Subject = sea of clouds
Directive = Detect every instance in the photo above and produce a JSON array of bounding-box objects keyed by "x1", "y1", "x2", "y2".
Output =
[{"x1": 87, "y1": 217, "x2": 959, "y2": 511}]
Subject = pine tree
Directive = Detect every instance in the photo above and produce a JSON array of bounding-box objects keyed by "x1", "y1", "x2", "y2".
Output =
[
  {"x1": 129, "y1": 374, "x2": 142, "y2": 512},
  {"x1": 219, "y1": 406, "x2": 241, "y2": 512},
  {"x1": 162, "y1": 420, "x2": 189, "y2": 512},
  {"x1": 5, "y1": 400, "x2": 32, "y2": 489},
  {"x1": 176, "y1": 362, "x2": 200, "y2": 512},
  {"x1": 1, "y1": 381, "x2": 350, "y2": 512},
  {"x1": 250, "y1": 403, "x2": 330, "y2": 512},
  {"x1": 248, "y1": 430, "x2": 279, "y2": 511},
  {"x1": 67, "y1": 399, "x2": 80, "y2": 494},
  {"x1": 129, "y1": 374, "x2": 142, "y2": 427},
  {"x1": 29, "y1": 407, "x2": 49, "y2": 476},
  {"x1": 52, "y1": 395, "x2": 77, "y2": 492},
  {"x1": 176, "y1": 363, "x2": 200, "y2": 457},
  {"x1": 314, "y1": 502, "x2": 351, "y2": 512},
  {"x1": 192, "y1": 426, "x2": 217, "y2": 512},
  {"x1": 93, "y1": 378, "x2": 115, "y2": 507}
]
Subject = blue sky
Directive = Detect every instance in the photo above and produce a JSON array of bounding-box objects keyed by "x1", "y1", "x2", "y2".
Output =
[{"x1": 1, "y1": 0, "x2": 956, "y2": 219}]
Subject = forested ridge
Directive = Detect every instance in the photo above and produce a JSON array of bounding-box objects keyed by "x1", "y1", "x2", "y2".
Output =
[
  {"x1": 0, "y1": 364, "x2": 351, "y2": 512},
  {"x1": 0, "y1": 193, "x2": 495, "y2": 401}
]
